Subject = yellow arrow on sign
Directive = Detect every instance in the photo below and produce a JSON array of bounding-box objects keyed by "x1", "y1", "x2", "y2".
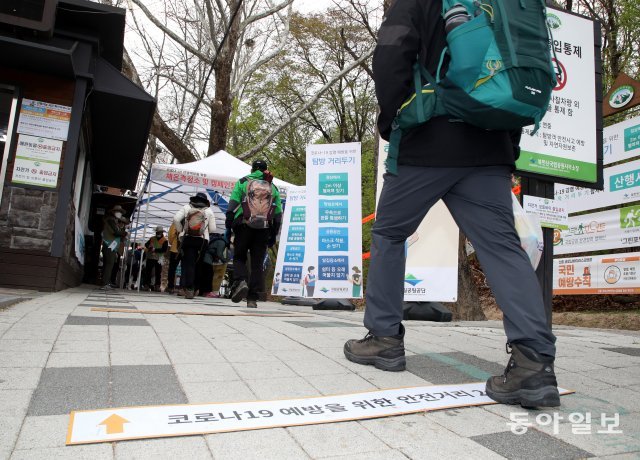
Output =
[{"x1": 99, "y1": 414, "x2": 129, "y2": 434}]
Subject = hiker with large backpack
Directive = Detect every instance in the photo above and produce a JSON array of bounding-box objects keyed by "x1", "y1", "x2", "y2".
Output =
[
  {"x1": 225, "y1": 159, "x2": 283, "y2": 308},
  {"x1": 173, "y1": 192, "x2": 217, "y2": 299},
  {"x1": 343, "y1": 0, "x2": 560, "y2": 409}
]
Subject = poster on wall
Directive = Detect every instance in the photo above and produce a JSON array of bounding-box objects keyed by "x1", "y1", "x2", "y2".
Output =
[
  {"x1": 554, "y1": 252, "x2": 640, "y2": 295},
  {"x1": 377, "y1": 140, "x2": 459, "y2": 302},
  {"x1": 553, "y1": 204, "x2": 640, "y2": 255},
  {"x1": 517, "y1": 9, "x2": 598, "y2": 184},
  {"x1": 272, "y1": 187, "x2": 307, "y2": 297},
  {"x1": 523, "y1": 195, "x2": 568, "y2": 229},
  {"x1": 11, "y1": 134, "x2": 62, "y2": 188},
  {"x1": 554, "y1": 158, "x2": 640, "y2": 214},
  {"x1": 306, "y1": 143, "x2": 363, "y2": 299},
  {"x1": 17, "y1": 99, "x2": 72, "y2": 141}
]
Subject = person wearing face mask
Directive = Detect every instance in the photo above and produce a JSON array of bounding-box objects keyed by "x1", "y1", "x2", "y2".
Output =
[
  {"x1": 143, "y1": 226, "x2": 168, "y2": 292},
  {"x1": 101, "y1": 205, "x2": 128, "y2": 289}
]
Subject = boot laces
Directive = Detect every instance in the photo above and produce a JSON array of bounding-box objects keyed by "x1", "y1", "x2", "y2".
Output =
[
  {"x1": 357, "y1": 332, "x2": 375, "y2": 343},
  {"x1": 503, "y1": 343, "x2": 515, "y2": 383}
]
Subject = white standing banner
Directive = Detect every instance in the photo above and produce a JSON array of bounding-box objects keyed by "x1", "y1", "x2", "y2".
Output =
[
  {"x1": 553, "y1": 204, "x2": 640, "y2": 255},
  {"x1": 376, "y1": 140, "x2": 458, "y2": 302},
  {"x1": 523, "y1": 195, "x2": 568, "y2": 230},
  {"x1": 517, "y1": 9, "x2": 597, "y2": 184},
  {"x1": 306, "y1": 143, "x2": 363, "y2": 299},
  {"x1": 554, "y1": 158, "x2": 640, "y2": 214},
  {"x1": 67, "y1": 382, "x2": 572, "y2": 445},
  {"x1": 554, "y1": 252, "x2": 640, "y2": 295},
  {"x1": 11, "y1": 134, "x2": 63, "y2": 188},
  {"x1": 272, "y1": 187, "x2": 307, "y2": 297},
  {"x1": 17, "y1": 99, "x2": 72, "y2": 141}
]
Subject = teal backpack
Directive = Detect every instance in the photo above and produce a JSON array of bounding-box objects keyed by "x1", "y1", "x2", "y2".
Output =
[{"x1": 386, "y1": 0, "x2": 557, "y2": 174}]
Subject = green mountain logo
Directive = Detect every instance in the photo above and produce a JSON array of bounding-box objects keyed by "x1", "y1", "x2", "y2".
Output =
[{"x1": 404, "y1": 274, "x2": 423, "y2": 287}]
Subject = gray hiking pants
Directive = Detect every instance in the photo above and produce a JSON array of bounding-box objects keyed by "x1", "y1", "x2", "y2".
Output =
[{"x1": 365, "y1": 165, "x2": 556, "y2": 357}]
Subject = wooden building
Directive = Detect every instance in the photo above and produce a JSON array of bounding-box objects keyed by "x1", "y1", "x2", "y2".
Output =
[{"x1": 0, "y1": 0, "x2": 155, "y2": 290}]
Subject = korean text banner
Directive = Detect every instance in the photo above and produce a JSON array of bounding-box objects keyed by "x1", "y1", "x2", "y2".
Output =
[
  {"x1": 554, "y1": 158, "x2": 640, "y2": 214},
  {"x1": 11, "y1": 134, "x2": 63, "y2": 188},
  {"x1": 553, "y1": 205, "x2": 640, "y2": 255},
  {"x1": 306, "y1": 143, "x2": 363, "y2": 299},
  {"x1": 554, "y1": 252, "x2": 640, "y2": 295},
  {"x1": 67, "y1": 382, "x2": 573, "y2": 445},
  {"x1": 376, "y1": 139, "x2": 459, "y2": 302},
  {"x1": 603, "y1": 115, "x2": 640, "y2": 166},
  {"x1": 272, "y1": 187, "x2": 307, "y2": 297},
  {"x1": 517, "y1": 9, "x2": 598, "y2": 183}
]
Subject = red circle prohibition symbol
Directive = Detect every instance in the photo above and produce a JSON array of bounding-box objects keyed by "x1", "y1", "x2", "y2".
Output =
[{"x1": 552, "y1": 58, "x2": 567, "y2": 91}]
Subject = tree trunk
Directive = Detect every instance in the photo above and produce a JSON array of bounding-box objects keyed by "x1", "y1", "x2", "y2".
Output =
[
  {"x1": 605, "y1": 0, "x2": 622, "y2": 80},
  {"x1": 150, "y1": 114, "x2": 197, "y2": 164},
  {"x1": 208, "y1": 0, "x2": 243, "y2": 156},
  {"x1": 446, "y1": 233, "x2": 487, "y2": 321}
]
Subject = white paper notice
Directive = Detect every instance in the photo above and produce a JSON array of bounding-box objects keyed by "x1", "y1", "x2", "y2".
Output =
[{"x1": 67, "y1": 382, "x2": 572, "y2": 445}]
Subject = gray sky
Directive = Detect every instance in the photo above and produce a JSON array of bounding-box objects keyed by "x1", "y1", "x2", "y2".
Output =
[{"x1": 295, "y1": 0, "x2": 335, "y2": 12}]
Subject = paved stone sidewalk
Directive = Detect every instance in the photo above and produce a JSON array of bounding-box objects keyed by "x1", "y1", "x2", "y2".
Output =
[{"x1": 1, "y1": 286, "x2": 639, "y2": 459}]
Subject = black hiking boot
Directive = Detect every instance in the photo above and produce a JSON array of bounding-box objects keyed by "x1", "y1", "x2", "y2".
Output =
[
  {"x1": 486, "y1": 343, "x2": 560, "y2": 408},
  {"x1": 343, "y1": 325, "x2": 406, "y2": 372},
  {"x1": 231, "y1": 280, "x2": 249, "y2": 303},
  {"x1": 246, "y1": 300, "x2": 257, "y2": 308}
]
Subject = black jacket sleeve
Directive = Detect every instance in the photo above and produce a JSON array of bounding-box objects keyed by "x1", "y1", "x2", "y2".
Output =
[
  {"x1": 225, "y1": 199, "x2": 240, "y2": 229},
  {"x1": 373, "y1": 0, "x2": 422, "y2": 140}
]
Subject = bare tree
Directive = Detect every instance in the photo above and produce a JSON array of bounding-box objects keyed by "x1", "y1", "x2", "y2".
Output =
[{"x1": 126, "y1": 0, "x2": 294, "y2": 156}]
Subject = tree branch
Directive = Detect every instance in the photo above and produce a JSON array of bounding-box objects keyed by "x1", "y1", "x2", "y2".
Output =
[
  {"x1": 231, "y1": 4, "x2": 292, "y2": 96},
  {"x1": 238, "y1": 48, "x2": 374, "y2": 160},
  {"x1": 241, "y1": 0, "x2": 293, "y2": 29},
  {"x1": 129, "y1": 0, "x2": 213, "y2": 63}
]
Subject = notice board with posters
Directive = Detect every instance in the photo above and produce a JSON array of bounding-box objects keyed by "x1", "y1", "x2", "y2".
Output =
[{"x1": 516, "y1": 8, "x2": 601, "y2": 188}]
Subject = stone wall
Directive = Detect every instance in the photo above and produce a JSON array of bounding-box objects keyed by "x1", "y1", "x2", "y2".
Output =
[{"x1": 0, "y1": 186, "x2": 59, "y2": 253}]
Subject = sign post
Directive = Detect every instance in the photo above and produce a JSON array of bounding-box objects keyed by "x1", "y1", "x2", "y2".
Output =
[{"x1": 518, "y1": 8, "x2": 602, "y2": 326}]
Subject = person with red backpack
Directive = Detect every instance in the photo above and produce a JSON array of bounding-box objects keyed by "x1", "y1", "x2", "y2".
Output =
[
  {"x1": 225, "y1": 159, "x2": 282, "y2": 308},
  {"x1": 173, "y1": 192, "x2": 217, "y2": 299}
]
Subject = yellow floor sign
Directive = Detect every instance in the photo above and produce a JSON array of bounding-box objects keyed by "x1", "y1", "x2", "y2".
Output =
[{"x1": 66, "y1": 383, "x2": 573, "y2": 445}]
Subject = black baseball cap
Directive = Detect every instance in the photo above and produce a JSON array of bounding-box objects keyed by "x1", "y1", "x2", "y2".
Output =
[{"x1": 252, "y1": 159, "x2": 268, "y2": 171}]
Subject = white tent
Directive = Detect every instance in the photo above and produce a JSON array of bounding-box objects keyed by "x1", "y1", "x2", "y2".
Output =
[{"x1": 130, "y1": 151, "x2": 295, "y2": 243}]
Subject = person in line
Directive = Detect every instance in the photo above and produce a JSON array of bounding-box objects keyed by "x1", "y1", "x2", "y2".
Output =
[
  {"x1": 225, "y1": 159, "x2": 282, "y2": 308},
  {"x1": 343, "y1": 0, "x2": 559, "y2": 408},
  {"x1": 100, "y1": 205, "x2": 127, "y2": 290},
  {"x1": 173, "y1": 192, "x2": 216, "y2": 299},
  {"x1": 111, "y1": 215, "x2": 130, "y2": 287},
  {"x1": 202, "y1": 232, "x2": 229, "y2": 298},
  {"x1": 166, "y1": 222, "x2": 180, "y2": 294},
  {"x1": 143, "y1": 226, "x2": 168, "y2": 291}
]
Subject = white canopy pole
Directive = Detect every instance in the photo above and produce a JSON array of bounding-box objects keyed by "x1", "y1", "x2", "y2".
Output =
[{"x1": 137, "y1": 171, "x2": 153, "y2": 292}]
